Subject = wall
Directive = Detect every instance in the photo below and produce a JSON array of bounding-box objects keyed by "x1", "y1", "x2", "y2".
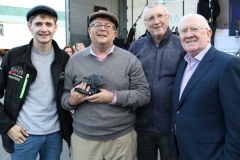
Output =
[
  {"x1": 127, "y1": 0, "x2": 198, "y2": 39},
  {"x1": 0, "y1": 0, "x2": 66, "y2": 49},
  {"x1": 69, "y1": 0, "x2": 119, "y2": 45},
  {"x1": 127, "y1": 0, "x2": 229, "y2": 40}
]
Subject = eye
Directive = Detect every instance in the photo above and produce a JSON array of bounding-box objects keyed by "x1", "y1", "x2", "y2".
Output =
[
  {"x1": 35, "y1": 23, "x2": 42, "y2": 26},
  {"x1": 158, "y1": 15, "x2": 163, "y2": 18},
  {"x1": 148, "y1": 17, "x2": 154, "y2": 22},
  {"x1": 181, "y1": 29, "x2": 187, "y2": 33},
  {"x1": 46, "y1": 23, "x2": 53, "y2": 27},
  {"x1": 190, "y1": 27, "x2": 198, "y2": 32},
  {"x1": 95, "y1": 24, "x2": 102, "y2": 28},
  {"x1": 105, "y1": 24, "x2": 112, "y2": 30}
]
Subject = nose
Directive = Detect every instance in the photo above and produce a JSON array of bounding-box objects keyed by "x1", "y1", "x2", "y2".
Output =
[
  {"x1": 41, "y1": 24, "x2": 47, "y2": 31},
  {"x1": 99, "y1": 25, "x2": 107, "y2": 30},
  {"x1": 185, "y1": 30, "x2": 194, "y2": 38},
  {"x1": 153, "y1": 17, "x2": 161, "y2": 24}
]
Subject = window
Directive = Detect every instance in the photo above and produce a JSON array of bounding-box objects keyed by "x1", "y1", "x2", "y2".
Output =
[{"x1": 0, "y1": 24, "x2": 3, "y2": 35}]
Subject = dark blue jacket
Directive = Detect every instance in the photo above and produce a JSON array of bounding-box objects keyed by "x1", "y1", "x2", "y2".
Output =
[
  {"x1": 171, "y1": 46, "x2": 240, "y2": 159},
  {"x1": 129, "y1": 27, "x2": 185, "y2": 134}
]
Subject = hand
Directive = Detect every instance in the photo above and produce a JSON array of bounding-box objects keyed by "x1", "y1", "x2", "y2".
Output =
[
  {"x1": 209, "y1": 18, "x2": 213, "y2": 23},
  {"x1": 68, "y1": 82, "x2": 90, "y2": 106},
  {"x1": 85, "y1": 89, "x2": 114, "y2": 104},
  {"x1": 7, "y1": 125, "x2": 29, "y2": 144}
]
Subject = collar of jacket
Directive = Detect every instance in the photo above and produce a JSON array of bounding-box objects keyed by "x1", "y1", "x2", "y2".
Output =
[
  {"x1": 146, "y1": 27, "x2": 172, "y2": 48},
  {"x1": 21, "y1": 39, "x2": 64, "y2": 67}
]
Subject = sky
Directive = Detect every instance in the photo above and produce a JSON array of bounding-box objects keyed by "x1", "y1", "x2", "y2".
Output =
[{"x1": 0, "y1": 0, "x2": 65, "y2": 11}]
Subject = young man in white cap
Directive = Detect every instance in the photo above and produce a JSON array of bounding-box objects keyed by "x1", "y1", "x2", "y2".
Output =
[
  {"x1": 0, "y1": 5, "x2": 72, "y2": 160},
  {"x1": 61, "y1": 10, "x2": 150, "y2": 160}
]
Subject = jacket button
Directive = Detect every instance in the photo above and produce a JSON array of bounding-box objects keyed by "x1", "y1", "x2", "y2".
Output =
[
  {"x1": 177, "y1": 111, "x2": 180, "y2": 114},
  {"x1": 171, "y1": 129, "x2": 173, "y2": 131}
]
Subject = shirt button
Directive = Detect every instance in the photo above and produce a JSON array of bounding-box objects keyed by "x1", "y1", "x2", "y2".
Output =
[{"x1": 177, "y1": 111, "x2": 180, "y2": 114}]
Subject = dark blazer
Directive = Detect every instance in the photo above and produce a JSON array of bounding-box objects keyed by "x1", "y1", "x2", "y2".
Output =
[
  {"x1": 197, "y1": 0, "x2": 220, "y2": 22},
  {"x1": 171, "y1": 46, "x2": 240, "y2": 160}
]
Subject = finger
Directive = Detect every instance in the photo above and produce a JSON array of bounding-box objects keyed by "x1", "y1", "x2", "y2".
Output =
[
  {"x1": 86, "y1": 86, "x2": 90, "y2": 92},
  {"x1": 22, "y1": 129, "x2": 29, "y2": 137},
  {"x1": 87, "y1": 98, "x2": 99, "y2": 103},
  {"x1": 79, "y1": 82, "x2": 87, "y2": 88},
  {"x1": 71, "y1": 87, "x2": 75, "y2": 93},
  {"x1": 85, "y1": 94, "x2": 97, "y2": 100},
  {"x1": 18, "y1": 137, "x2": 27, "y2": 144}
]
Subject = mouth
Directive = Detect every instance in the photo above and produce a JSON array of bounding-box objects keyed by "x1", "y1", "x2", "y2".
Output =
[
  {"x1": 39, "y1": 34, "x2": 49, "y2": 37},
  {"x1": 97, "y1": 34, "x2": 107, "y2": 37},
  {"x1": 153, "y1": 26, "x2": 162, "y2": 29},
  {"x1": 186, "y1": 40, "x2": 196, "y2": 43}
]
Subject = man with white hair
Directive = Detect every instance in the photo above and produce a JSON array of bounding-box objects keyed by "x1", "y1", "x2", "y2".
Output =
[
  {"x1": 171, "y1": 13, "x2": 240, "y2": 159},
  {"x1": 129, "y1": 1, "x2": 185, "y2": 160}
]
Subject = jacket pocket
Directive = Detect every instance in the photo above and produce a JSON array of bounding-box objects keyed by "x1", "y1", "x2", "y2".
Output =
[
  {"x1": 198, "y1": 133, "x2": 225, "y2": 143},
  {"x1": 194, "y1": 81, "x2": 211, "y2": 89}
]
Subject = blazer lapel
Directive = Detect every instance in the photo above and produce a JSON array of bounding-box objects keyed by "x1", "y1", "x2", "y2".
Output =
[{"x1": 179, "y1": 47, "x2": 215, "y2": 107}]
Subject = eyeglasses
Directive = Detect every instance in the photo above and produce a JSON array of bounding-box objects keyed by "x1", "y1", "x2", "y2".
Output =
[
  {"x1": 144, "y1": 14, "x2": 168, "y2": 24},
  {"x1": 90, "y1": 22, "x2": 116, "y2": 31},
  {"x1": 180, "y1": 27, "x2": 208, "y2": 35}
]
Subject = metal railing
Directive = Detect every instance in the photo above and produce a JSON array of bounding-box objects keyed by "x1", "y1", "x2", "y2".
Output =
[{"x1": 235, "y1": 27, "x2": 240, "y2": 58}]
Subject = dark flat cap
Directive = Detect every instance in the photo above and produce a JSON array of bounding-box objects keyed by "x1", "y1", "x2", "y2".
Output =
[
  {"x1": 26, "y1": 5, "x2": 58, "y2": 22},
  {"x1": 89, "y1": 10, "x2": 119, "y2": 29}
]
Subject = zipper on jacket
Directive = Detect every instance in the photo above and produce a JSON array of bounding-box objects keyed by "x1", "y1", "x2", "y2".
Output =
[
  {"x1": 69, "y1": 146, "x2": 72, "y2": 157},
  {"x1": 19, "y1": 73, "x2": 29, "y2": 98}
]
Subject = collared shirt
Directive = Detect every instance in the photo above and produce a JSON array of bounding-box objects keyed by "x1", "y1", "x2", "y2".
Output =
[
  {"x1": 90, "y1": 45, "x2": 115, "y2": 61},
  {"x1": 89, "y1": 44, "x2": 117, "y2": 104},
  {"x1": 179, "y1": 43, "x2": 211, "y2": 100}
]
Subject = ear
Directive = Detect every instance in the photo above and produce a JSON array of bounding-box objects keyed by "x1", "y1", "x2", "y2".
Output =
[
  {"x1": 207, "y1": 29, "x2": 212, "y2": 41},
  {"x1": 166, "y1": 14, "x2": 170, "y2": 25},
  {"x1": 88, "y1": 27, "x2": 92, "y2": 37},
  {"x1": 113, "y1": 30, "x2": 117, "y2": 38},
  {"x1": 27, "y1": 22, "x2": 32, "y2": 32},
  {"x1": 144, "y1": 21, "x2": 147, "y2": 28},
  {"x1": 54, "y1": 24, "x2": 58, "y2": 33}
]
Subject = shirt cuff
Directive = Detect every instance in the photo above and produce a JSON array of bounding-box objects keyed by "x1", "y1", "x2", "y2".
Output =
[{"x1": 109, "y1": 92, "x2": 117, "y2": 105}]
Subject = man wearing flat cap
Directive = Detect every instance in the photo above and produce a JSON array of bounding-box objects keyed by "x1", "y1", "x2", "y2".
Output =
[
  {"x1": 0, "y1": 5, "x2": 72, "y2": 160},
  {"x1": 62, "y1": 10, "x2": 150, "y2": 160}
]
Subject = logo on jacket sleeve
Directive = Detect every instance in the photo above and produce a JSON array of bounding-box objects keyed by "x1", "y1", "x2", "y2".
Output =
[
  {"x1": 8, "y1": 66, "x2": 23, "y2": 81},
  {"x1": 59, "y1": 71, "x2": 65, "y2": 80}
]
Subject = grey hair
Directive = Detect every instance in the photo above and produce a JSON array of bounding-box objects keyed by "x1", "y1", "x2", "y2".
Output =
[
  {"x1": 142, "y1": 1, "x2": 169, "y2": 21},
  {"x1": 178, "y1": 13, "x2": 211, "y2": 30},
  {"x1": 89, "y1": 21, "x2": 93, "y2": 27}
]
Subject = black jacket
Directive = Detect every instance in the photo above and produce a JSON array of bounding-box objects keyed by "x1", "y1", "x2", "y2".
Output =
[
  {"x1": 0, "y1": 39, "x2": 73, "y2": 153},
  {"x1": 197, "y1": 0, "x2": 220, "y2": 22}
]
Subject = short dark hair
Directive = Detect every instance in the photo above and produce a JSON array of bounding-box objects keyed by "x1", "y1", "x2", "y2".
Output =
[{"x1": 75, "y1": 41, "x2": 87, "y2": 50}]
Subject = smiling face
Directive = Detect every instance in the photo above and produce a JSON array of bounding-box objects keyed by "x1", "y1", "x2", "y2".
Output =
[
  {"x1": 143, "y1": 4, "x2": 169, "y2": 40},
  {"x1": 28, "y1": 14, "x2": 57, "y2": 47},
  {"x1": 76, "y1": 43, "x2": 86, "y2": 51},
  {"x1": 179, "y1": 14, "x2": 212, "y2": 57},
  {"x1": 88, "y1": 17, "x2": 117, "y2": 48}
]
